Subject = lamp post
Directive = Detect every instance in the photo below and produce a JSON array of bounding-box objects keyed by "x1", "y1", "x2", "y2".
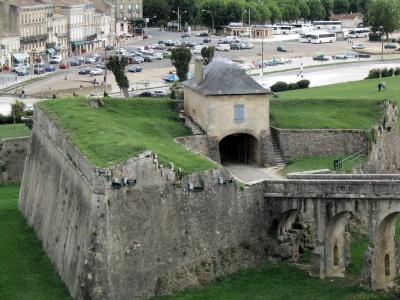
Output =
[
  {"x1": 242, "y1": 10, "x2": 247, "y2": 38},
  {"x1": 380, "y1": 26, "x2": 384, "y2": 61},
  {"x1": 172, "y1": 6, "x2": 187, "y2": 32},
  {"x1": 202, "y1": 9, "x2": 214, "y2": 34}
]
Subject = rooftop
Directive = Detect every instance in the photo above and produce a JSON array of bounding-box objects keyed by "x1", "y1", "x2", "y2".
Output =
[
  {"x1": 184, "y1": 58, "x2": 270, "y2": 96},
  {"x1": 330, "y1": 13, "x2": 363, "y2": 21}
]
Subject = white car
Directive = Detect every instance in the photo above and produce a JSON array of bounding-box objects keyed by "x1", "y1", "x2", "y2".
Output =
[
  {"x1": 50, "y1": 56, "x2": 62, "y2": 64},
  {"x1": 352, "y1": 43, "x2": 365, "y2": 50},
  {"x1": 141, "y1": 49, "x2": 154, "y2": 55},
  {"x1": 216, "y1": 44, "x2": 230, "y2": 51},
  {"x1": 90, "y1": 68, "x2": 103, "y2": 75},
  {"x1": 152, "y1": 52, "x2": 163, "y2": 60},
  {"x1": 116, "y1": 48, "x2": 126, "y2": 55},
  {"x1": 192, "y1": 45, "x2": 206, "y2": 54}
]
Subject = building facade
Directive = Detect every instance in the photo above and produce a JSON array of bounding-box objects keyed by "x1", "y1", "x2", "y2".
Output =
[
  {"x1": 0, "y1": 34, "x2": 21, "y2": 69},
  {"x1": 51, "y1": 13, "x2": 68, "y2": 58},
  {"x1": 115, "y1": 0, "x2": 142, "y2": 21}
]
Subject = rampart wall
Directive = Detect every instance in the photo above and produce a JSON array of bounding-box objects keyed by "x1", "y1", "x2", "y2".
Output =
[{"x1": 0, "y1": 136, "x2": 29, "y2": 184}]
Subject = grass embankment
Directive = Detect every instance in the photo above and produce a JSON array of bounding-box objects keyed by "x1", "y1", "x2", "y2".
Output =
[
  {"x1": 282, "y1": 155, "x2": 367, "y2": 175},
  {"x1": 0, "y1": 185, "x2": 71, "y2": 300},
  {"x1": 0, "y1": 124, "x2": 30, "y2": 140},
  {"x1": 270, "y1": 77, "x2": 400, "y2": 129},
  {"x1": 39, "y1": 98, "x2": 216, "y2": 173}
]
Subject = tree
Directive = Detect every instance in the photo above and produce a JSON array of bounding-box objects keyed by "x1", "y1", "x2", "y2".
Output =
[
  {"x1": 268, "y1": 2, "x2": 282, "y2": 24},
  {"x1": 201, "y1": 46, "x2": 215, "y2": 65},
  {"x1": 11, "y1": 100, "x2": 25, "y2": 122},
  {"x1": 321, "y1": 0, "x2": 333, "y2": 18},
  {"x1": 308, "y1": 0, "x2": 327, "y2": 20},
  {"x1": 297, "y1": 0, "x2": 311, "y2": 20},
  {"x1": 367, "y1": 0, "x2": 400, "y2": 38},
  {"x1": 143, "y1": 0, "x2": 170, "y2": 25},
  {"x1": 106, "y1": 56, "x2": 130, "y2": 98},
  {"x1": 282, "y1": 4, "x2": 301, "y2": 22},
  {"x1": 171, "y1": 47, "x2": 192, "y2": 82},
  {"x1": 333, "y1": 0, "x2": 350, "y2": 14}
]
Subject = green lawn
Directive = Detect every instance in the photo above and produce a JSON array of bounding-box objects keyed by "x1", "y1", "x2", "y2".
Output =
[
  {"x1": 282, "y1": 155, "x2": 367, "y2": 175},
  {"x1": 0, "y1": 124, "x2": 30, "y2": 140},
  {"x1": 0, "y1": 185, "x2": 71, "y2": 300},
  {"x1": 270, "y1": 77, "x2": 400, "y2": 129},
  {"x1": 39, "y1": 98, "x2": 216, "y2": 173}
]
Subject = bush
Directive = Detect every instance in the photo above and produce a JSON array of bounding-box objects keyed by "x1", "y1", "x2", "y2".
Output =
[
  {"x1": 381, "y1": 68, "x2": 390, "y2": 77},
  {"x1": 366, "y1": 69, "x2": 381, "y2": 79},
  {"x1": 271, "y1": 81, "x2": 289, "y2": 92},
  {"x1": 288, "y1": 83, "x2": 298, "y2": 90},
  {"x1": 394, "y1": 67, "x2": 400, "y2": 76},
  {"x1": 296, "y1": 79, "x2": 310, "y2": 89}
]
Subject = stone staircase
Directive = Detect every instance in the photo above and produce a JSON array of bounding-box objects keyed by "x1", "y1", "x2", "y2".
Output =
[{"x1": 270, "y1": 130, "x2": 286, "y2": 167}]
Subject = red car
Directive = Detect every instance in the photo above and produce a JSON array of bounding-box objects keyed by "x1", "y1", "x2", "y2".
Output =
[{"x1": 59, "y1": 62, "x2": 70, "y2": 69}]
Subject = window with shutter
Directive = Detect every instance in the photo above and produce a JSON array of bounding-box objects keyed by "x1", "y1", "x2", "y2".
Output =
[{"x1": 234, "y1": 104, "x2": 245, "y2": 122}]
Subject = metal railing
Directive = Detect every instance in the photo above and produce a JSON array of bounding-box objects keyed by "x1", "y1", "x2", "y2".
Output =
[{"x1": 334, "y1": 148, "x2": 368, "y2": 171}]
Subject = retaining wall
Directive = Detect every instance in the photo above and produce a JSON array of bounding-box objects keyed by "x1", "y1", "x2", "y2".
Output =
[{"x1": 0, "y1": 136, "x2": 29, "y2": 184}]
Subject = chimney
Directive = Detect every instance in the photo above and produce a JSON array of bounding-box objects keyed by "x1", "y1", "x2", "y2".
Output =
[{"x1": 194, "y1": 57, "x2": 204, "y2": 83}]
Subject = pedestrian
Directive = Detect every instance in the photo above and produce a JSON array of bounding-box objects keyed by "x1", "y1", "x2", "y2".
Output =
[
  {"x1": 21, "y1": 90, "x2": 25, "y2": 99},
  {"x1": 378, "y1": 82, "x2": 382, "y2": 92}
]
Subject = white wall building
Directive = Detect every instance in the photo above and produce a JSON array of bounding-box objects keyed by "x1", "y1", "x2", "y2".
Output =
[{"x1": 0, "y1": 35, "x2": 21, "y2": 69}]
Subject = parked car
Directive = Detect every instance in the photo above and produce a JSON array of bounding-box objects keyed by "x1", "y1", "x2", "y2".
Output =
[
  {"x1": 59, "y1": 62, "x2": 70, "y2": 69},
  {"x1": 105, "y1": 44, "x2": 113, "y2": 51},
  {"x1": 96, "y1": 64, "x2": 106, "y2": 69},
  {"x1": 163, "y1": 52, "x2": 172, "y2": 59},
  {"x1": 230, "y1": 43, "x2": 241, "y2": 50},
  {"x1": 141, "y1": 49, "x2": 155, "y2": 55},
  {"x1": 116, "y1": 48, "x2": 126, "y2": 55},
  {"x1": 70, "y1": 60, "x2": 82, "y2": 66},
  {"x1": 90, "y1": 68, "x2": 103, "y2": 75},
  {"x1": 128, "y1": 66, "x2": 143, "y2": 72},
  {"x1": 12, "y1": 63, "x2": 26, "y2": 72},
  {"x1": 34, "y1": 67, "x2": 45, "y2": 74},
  {"x1": 143, "y1": 55, "x2": 155, "y2": 62},
  {"x1": 153, "y1": 90, "x2": 166, "y2": 97},
  {"x1": 142, "y1": 34, "x2": 149, "y2": 39},
  {"x1": 50, "y1": 56, "x2": 62, "y2": 64},
  {"x1": 334, "y1": 54, "x2": 347, "y2": 60},
  {"x1": 121, "y1": 33, "x2": 132, "y2": 38},
  {"x1": 139, "y1": 91, "x2": 154, "y2": 97},
  {"x1": 84, "y1": 57, "x2": 96, "y2": 64},
  {"x1": 198, "y1": 32, "x2": 209, "y2": 37},
  {"x1": 155, "y1": 43, "x2": 166, "y2": 50},
  {"x1": 130, "y1": 56, "x2": 144, "y2": 64},
  {"x1": 352, "y1": 43, "x2": 365, "y2": 50},
  {"x1": 45, "y1": 65, "x2": 56, "y2": 72},
  {"x1": 192, "y1": 45, "x2": 206, "y2": 54},
  {"x1": 33, "y1": 62, "x2": 45, "y2": 68},
  {"x1": 16, "y1": 68, "x2": 30, "y2": 76},
  {"x1": 152, "y1": 52, "x2": 163, "y2": 60},
  {"x1": 313, "y1": 54, "x2": 331, "y2": 61},
  {"x1": 384, "y1": 43, "x2": 397, "y2": 49},
  {"x1": 241, "y1": 42, "x2": 254, "y2": 49},
  {"x1": 216, "y1": 44, "x2": 230, "y2": 51},
  {"x1": 79, "y1": 68, "x2": 91, "y2": 75},
  {"x1": 357, "y1": 53, "x2": 371, "y2": 58},
  {"x1": 164, "y1": 40, "x2": 176, "y2": 47},
  {"x1": 181, "y1": 33, "x2": 191, "y2": 38},
  {"x1": 203, "y1": 37, "x2": 212, "y2": 43},
  {"x1": 277, "y1": 46, "x2": 288, "y2": 52}
]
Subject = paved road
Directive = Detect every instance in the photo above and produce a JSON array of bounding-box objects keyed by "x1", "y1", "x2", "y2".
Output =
[{"x1": 254, "y1": 60, "x2": 400, "y2": 88}]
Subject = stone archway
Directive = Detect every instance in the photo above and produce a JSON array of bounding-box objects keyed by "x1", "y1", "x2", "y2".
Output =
[
  {"x1": 370, "y1": 212, "x2": 400, "y2": 289},
  {"x1": 219, "y1": 133, "x2": 260, "y2": 165},
  {"x1": 324, "y1": 211, "x2": 358, "y2": 278}
]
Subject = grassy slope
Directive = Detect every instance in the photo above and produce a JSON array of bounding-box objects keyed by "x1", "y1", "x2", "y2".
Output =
[
  {"x1": 282, "y1": 155, "x2": 367, "y2": 175},
  {"x1": 0, "y1": 124, "x2": 30, "y2": 140},
  {"x1": 0, "y1": 185, "x2": 71, "y2": 300},
  {"x1": 270, "y1": 77, "x2": 400, "y2": 129},
  {"x1": 39, "y1": 98, "x2": 216, "y2": 173}
]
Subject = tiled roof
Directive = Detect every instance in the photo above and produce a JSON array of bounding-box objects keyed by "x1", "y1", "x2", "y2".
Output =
[
  {"x1": 330, "y1": 13, "x2": 363, "y2": 21},
  {"x1": 184, "y1": 58, "x2": 270, "y2": 96}
]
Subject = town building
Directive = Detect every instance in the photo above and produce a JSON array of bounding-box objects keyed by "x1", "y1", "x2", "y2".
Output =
[
  {"x1": 223, "y1": 23, "x2": 273, "y2": 39},
  {"x1": 0, "y1": 34, "x2": 21, "y2": 70},
  {"x1": 0, "y1": 0, "x2": 54, "y2": 64},
  {"x1": 115, "y1": 0, "x2": 143, "y2": 37},
  {"x1": 51, "y1": 13, "x2": 68, "y2": 58},
  {"x1": 94, "y1": 9, "x2": 111, "y2": 47},
  {"x1": 330, "y1": 13, "x2": 364, "y2": 28},
  {"x1": 183, "y1": 58, "x2": 272, "y2": 166}
]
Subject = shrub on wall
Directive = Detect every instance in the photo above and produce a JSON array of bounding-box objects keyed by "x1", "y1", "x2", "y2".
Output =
[
  {"x1": 296, "y1": 79, "x2": 310, "y2": 89},
  {"x1": 271, "y1": 81, "x2": 289, "y2": 92},
  {"x1": 367, "y1": 68, "x2": 397, "y2": 79},
  {"x1": 271, "y1": 80, "x2": 310, "y2": 92}
]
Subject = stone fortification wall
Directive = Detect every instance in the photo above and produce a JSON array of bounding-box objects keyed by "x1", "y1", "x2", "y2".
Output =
[
  {"x1": 0, "y1": 136, "x2": 29, "y2": 184},
  {"x1": 18, "y1": 108, "x2": 102, "y2": 299},
  {"x1": 272, "y1": 127, "x2": 368, "y2": 161},
  {"x1": 175, "y1": 135, "x2": 210, "y2": 157},
  {"x1": 20, "y1": 107, "x2": 271, "y2": 300},
  {"x1": 359, "y1": 101, "x2": 400, "y2": 173}
]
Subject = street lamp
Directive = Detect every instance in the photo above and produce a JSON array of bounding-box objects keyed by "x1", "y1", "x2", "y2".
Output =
[
  {"x1": 202, "y1": 9, "x2": 214, "y2": 34},
  {"x1": 144, "y1": 15, "x2": 157, "y2": 34},
  {"x1": 172, "y1": 7, "x2": 187, "y2": 32}
]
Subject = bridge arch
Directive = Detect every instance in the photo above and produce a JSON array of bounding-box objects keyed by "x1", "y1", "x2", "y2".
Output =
[
  {"x1": 324, "y1": 211, "x2": 363, "y2": 278},
  {"x1": 372, "y1": 212, "x2": 400, "y2": 289},
  {"x1": 219, "y1": 133, "x2": 260, "y2": 165}
]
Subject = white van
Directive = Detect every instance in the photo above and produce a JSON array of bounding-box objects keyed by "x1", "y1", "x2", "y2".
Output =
[
  {"x1": 216, "y1": 44, "x2": 230, "y2": 51},
  {"x1": 192, "y1": 45, "x2": 206, "y2": 54}
]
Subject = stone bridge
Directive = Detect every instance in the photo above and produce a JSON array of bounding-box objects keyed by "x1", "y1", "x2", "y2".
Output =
[{"x1": 264, "y1": 174, "x2": 400, "y2": 290}]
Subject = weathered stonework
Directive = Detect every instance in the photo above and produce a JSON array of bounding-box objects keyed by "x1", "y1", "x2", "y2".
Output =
[
  {"x1": 0, "y1": 136, "x2": 29, "y2": 184},
  {"x1": 271, "y1": 127, "x2": 368, "y2": 161}
]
